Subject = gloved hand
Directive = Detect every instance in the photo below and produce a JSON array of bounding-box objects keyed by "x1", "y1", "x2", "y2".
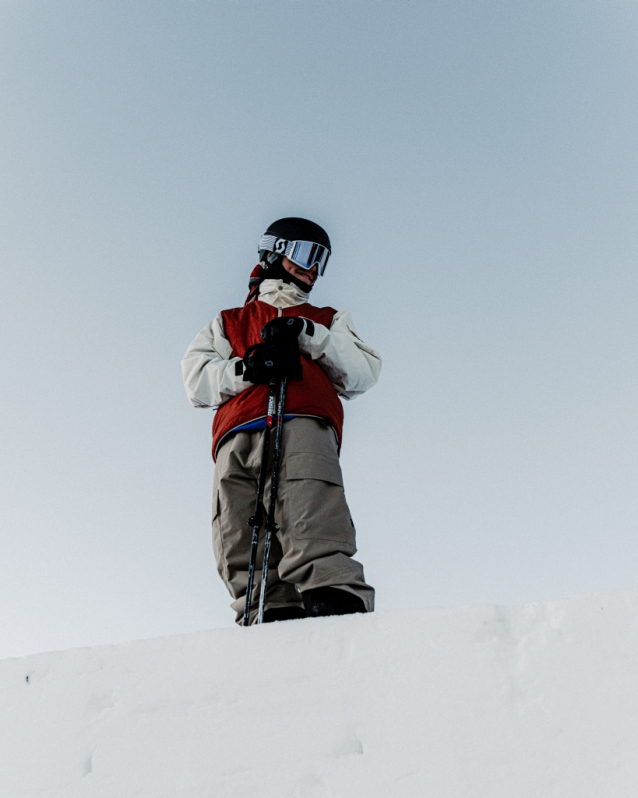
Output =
[
  {"x1": 261, "y1": 316, "x2": 309, "y2": 345},
  {"x1": 242, "y1": 341, "x2": 302, "y2": 384}
]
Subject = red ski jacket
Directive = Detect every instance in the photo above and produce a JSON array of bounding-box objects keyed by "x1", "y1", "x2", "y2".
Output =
[{"x1": 212, "y1": 300, "x2": 344, "y2": 458}]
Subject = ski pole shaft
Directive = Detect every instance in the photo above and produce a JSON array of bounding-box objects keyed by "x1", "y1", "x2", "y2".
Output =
[
  {"x1": 257, "y1": 375, "x2": 288, "y2": 624},
  {"x1": 243, "y1": 378, "x2": 278, "y2": 627}
]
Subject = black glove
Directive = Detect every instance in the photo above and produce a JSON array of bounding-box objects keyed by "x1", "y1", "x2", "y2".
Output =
[
  {"x1": 242, "y1": 341, "x2": 303, "y2": 385},
  {"x1": 261, "y1": 316, "x2": 311, "y2": 345}
]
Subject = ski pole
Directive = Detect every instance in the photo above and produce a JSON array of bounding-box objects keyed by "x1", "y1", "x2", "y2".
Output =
[
  {"x1": 257, "y1": 375, "x2": 288, "y2": 624},
  {"x1": 242, "y1": 378, "x2": 278, "y2": 627}
]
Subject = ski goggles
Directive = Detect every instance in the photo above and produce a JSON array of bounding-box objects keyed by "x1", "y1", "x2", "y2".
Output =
[{"x1": 258, "y1": 235, "x2": 330, "y2": 275}]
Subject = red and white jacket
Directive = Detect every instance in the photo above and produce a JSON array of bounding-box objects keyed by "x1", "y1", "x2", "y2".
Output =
[{"x1": 181, "y1": 279, "x2": 382, "y2": 459}]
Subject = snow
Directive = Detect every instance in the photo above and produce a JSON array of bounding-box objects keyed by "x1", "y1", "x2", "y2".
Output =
[{"x1": 2, "y1": 590, "x2": 638, "y2": 797}]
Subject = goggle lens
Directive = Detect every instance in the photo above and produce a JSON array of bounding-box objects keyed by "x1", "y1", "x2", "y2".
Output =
[{"x1": 287, "y1": 240, "x2": 330, "y2": 275}]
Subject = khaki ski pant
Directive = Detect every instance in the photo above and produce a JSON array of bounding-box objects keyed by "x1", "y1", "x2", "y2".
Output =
[{"x1": 212, "y1": 417, "x2": 374, "y2": 624}]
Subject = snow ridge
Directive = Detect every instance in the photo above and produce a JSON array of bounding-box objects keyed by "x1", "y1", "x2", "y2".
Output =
[{"x1": 2, "y1": 589, "x2": 638, "y2": 797}]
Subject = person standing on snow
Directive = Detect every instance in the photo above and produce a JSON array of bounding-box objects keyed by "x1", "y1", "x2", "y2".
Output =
[{"x1": 181, "y1": 218, "x2": 381, "y2": 624}]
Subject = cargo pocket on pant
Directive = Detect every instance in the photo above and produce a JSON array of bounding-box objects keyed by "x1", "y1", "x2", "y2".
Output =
[
  {"x1": 283, "y1": 453, "x2": 356, "y2": 548},
  {"x1": 285, "y1": 453, "x2": 344, "y2": 486},
  {"x1": 211, "y1": 488, "x2": 228, "y2": 581}
]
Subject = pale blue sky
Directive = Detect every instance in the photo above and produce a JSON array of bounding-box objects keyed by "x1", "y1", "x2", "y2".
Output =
[{"x1": 1, "y1": 1, "x2": 637, "y2": 658}]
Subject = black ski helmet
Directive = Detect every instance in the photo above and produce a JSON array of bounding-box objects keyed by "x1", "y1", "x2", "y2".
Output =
[
  {"x1": 262, "y1": 217, "x2": 331, "y2": 252},
  {"x1": 252, "y1": 217, "x2": 331, "y2": 295},
  {"x1": 258, "y1": 217, "x2": 331, "y2": 268}
]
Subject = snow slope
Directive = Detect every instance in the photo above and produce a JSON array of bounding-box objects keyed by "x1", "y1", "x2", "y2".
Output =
[{"x1": 2, "y1": 589, "x2": 638, "y2": 797}]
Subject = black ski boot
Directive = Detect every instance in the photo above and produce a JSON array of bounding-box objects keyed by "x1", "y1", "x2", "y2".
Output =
[
  {"x1": 262, "y1": 606, "x2": 307, "y2": 623},
  {"x1": 302, "y1": 587, "x2": 366, "y2": 618}
]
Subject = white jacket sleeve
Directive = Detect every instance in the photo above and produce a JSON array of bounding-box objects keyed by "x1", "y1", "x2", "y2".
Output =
[
  {"x1": 181, "y1": 314, "x2": 250, "y2": 409},
  {"x1": 298, "y1": 309, "x2": 382, "y2": 400}
]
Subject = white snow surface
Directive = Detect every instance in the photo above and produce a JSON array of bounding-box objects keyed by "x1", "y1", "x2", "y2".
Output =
[{"x1": 2, "y1": 590, "x2": 638, "y2": 797}]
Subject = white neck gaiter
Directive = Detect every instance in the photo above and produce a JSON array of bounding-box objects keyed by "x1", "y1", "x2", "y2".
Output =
[{"x1": 258, "y1": 279, "x2": 310, "y2": 309}]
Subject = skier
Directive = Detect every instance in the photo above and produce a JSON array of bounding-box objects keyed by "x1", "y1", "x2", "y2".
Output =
[{"x1": 181, "y1": 218, "x2": 382, "y2": 624}]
